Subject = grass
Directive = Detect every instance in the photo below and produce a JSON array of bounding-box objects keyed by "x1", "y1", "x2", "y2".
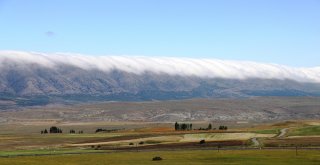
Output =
[
  {"x1": 181, "y1": 133, "x2": 273, "y2": 142},
  {"x1": 263, "y1": 137, "x2": 320, "y2": 147},
  {"x1": 289, "y1": 126, "x2": 320, "y2": 136},
  {"x1": 68, "y1": 132, "x2": 274, "y2": 148},
  {"x1": 253, "y1": 128, "x2": 280, "y2": 134},
  {"x1": 145, "y1": 140, "x2": 162, "y2": 144},
  {"x1": 0, "y1": 148, "x2": 105, "y2": 157},
  {"x1": 0, "y1": 120, "x2": 319, "y2": 164},
  {"x1": 0, "y1": 150, "x2": 319, "y2": 165},
  {"x1": 0, "y1": 133, "x2": 130, "y2": 150}
]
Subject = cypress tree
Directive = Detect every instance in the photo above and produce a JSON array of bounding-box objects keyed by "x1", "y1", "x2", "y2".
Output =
[{"x1": 175, "y1": 122, "x2": 179, "y2": 131}]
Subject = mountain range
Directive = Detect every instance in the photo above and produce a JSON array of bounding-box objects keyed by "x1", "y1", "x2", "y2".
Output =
[{"x1": 1, "y1": 51, "x2": 320, "y2": 108}]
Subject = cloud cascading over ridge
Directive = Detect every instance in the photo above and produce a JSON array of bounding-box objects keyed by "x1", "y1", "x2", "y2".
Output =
[{"x1": 1, "y1": 50, "x2": 320, "y2": 83}]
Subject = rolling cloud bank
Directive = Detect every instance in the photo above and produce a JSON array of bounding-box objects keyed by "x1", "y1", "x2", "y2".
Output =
[
  {"x1": 1, "y1": 51, "x2": 320, "y2": 108},
  {"x1": 1, "y1": 51, "x2": 320, "y2": 83}
]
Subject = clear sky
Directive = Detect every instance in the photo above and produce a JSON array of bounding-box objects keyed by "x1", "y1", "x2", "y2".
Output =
[{"x1": 0, "y1": 0, "x2": 319, "y2": 67}]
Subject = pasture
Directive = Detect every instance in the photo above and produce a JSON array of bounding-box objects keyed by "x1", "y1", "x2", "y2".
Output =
[
  {"x1": 0, "y1": 120, "x2": 319, "y2": 164},
  {"x1": 0, "y1": 150, "x2": 319, "y2": 165}
]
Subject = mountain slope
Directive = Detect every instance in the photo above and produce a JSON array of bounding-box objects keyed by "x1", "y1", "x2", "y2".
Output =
[
  {"x1": 1, "y1": 97, "x2": 320, "y2": 123},
  {"x1": 1, "y1": 51, "x2": 320, "y2": 107}
]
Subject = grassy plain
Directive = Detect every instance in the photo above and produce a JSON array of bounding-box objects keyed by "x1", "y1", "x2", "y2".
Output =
[
  {"x1": 289, "y1": 126, "x2": 320, "y2": 136},
  {"x1": 0, "y1": 120, "x2": 319, "y2": 164},
  {"x1": 0, "y1": 150, "x2": 319, "y2": 165},
  {"x1": 0, "y1": 148, "x2": 103, "y2": 157}
]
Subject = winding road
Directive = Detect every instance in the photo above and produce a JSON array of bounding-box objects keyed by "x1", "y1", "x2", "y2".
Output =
[
  {"x1": 277, "y1": 128, "x2": 289, "y2": 138},
  {"x1": 251, "y1": 128, "x2": 289, "y2": 147}
]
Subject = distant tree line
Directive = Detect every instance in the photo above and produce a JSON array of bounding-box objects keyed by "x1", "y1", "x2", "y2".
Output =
[
  {"x1": 69, "y1": 129, "x2": 84, "y2": 134},
  {"x1": 175, "y1": 122, "x2": 192, "y2": 131},
  {"x1": 218, "y1": 125, "x2": 228, "y2": 130},
  {"x1": 41, "y1": 126, "x2": 83, "y2": 134},
  {"x1": 40, "y1": 129, "x2": 48, "y2": 134},
  {"x1": 41, "y1": 126, "x2": 62, "y2": 134},
  {"x1": 95, "y1": 128, "x2": 123, "y2": 133},
  {"x1": 70, "y1": 129, "x2": 76, "y2": 134},
  {"x1": 174, "y1": 122, "x2": 228, "y2": 131},
  {"x1": 198, "y1": 123, "x2": 213, "y2": 131}
]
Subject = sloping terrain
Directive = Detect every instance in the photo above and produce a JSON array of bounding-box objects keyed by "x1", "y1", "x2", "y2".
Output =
[
  {"x1": 1, "y1": 97, "x2": 319, "y2": 123},
  {"x1": 1, "y1": 52, "x2": 320, "y2": 108}
]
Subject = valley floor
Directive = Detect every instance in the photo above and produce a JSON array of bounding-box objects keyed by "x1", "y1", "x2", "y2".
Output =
[
  {"x1": 0, "y1": 149, "x2": 319, "y2": 165},
  {"x1": 0, "y1": 120, "x2": 319, "y2": 164}
]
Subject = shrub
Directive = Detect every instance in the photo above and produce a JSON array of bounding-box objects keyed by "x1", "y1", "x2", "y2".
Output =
[
  {"x1": 219, "y1": 125, "x2": 228, "y2": 130},
  {"x1": 95, "y1": 145, "x2": 101, "y2": 150},
  {"x1": 200, "y1": 139, "x2": 206, "y2": 144},
  {"x1": 152, "y1": 156, "x2": 162, "y2": 161}
]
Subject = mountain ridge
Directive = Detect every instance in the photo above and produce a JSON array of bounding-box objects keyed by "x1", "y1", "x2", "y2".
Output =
[{"x1": 1, "y1": 51, "x2": 320, "y2": 108}]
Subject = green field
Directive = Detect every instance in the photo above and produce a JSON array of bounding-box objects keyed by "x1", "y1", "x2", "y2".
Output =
[
  {"x1": 0, "y1": 120, "x2": 319, "y2": 164},
  {"x1": 0, "y1": 149, "x2": 104, "y2": 157},
  {"x1": 289, "y1": 126, "x2": 320, "y2": 136},
  {"x1": 0, "y1": 150, "x2": 319, "y2": 165}
]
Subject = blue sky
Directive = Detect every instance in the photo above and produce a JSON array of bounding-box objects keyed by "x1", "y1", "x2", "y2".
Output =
[{"x1": 0, "y1": 0, "x2": 319, "y2": 67}]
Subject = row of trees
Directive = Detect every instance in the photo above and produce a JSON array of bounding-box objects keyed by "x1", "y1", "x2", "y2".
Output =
[
  {"x1": 69, "y1": 129, "x2": 84, "y2": 134},
  {"x1": 198, "y1": 123, "x2": 212, "y2": 130},
  {"x1": 219, "y1": 125, "x2": 228, "y2": 130},
  {"x1": 174, "y1": 122, "x2": 228, "y2": 131},
  {"x1": 41, "y1": 126, "x2": 62, "y2": 134},
  {"x1": 95, "y1": 128, "x2": 123, "y2": 133},
  {"x1": 41, "y1": 126, "x2": 84, "y2": 134},
  {"x1": 199, "y1": 124, "x2": 228, "y2": 130},
  {"x1": 175, "y1": 122, "x2": 193, "y2": 131}
]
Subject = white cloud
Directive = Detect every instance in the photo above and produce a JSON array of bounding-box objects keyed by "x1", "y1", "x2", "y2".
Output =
[{"x1": 0, "y1": 50, "x2": 320, "y2": 83}]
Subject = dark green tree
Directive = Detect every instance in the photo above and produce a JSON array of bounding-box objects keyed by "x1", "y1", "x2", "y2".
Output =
[
  {"x1": 175, "y1": 122, "x2": 193, "y2": 131},
  {"x1": 219, "y1": 125, "x2": 228, "y2": 130},
  {"x1": 175, "y1": 122, "x2": 179, "y2": 131},
  {"x1": 181, "y1": 123, "x2": 187, "y2": 130},
  {"x1": 49, "y1": 126, "x2": 62, "y2": 133}
]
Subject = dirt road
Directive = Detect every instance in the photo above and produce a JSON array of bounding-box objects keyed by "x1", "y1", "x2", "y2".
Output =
[{"x1": 277, "y1": 128, "x2": 288, "y2": 138}]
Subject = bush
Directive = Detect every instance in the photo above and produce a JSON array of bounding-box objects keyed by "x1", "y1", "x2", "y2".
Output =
[
  {"x1": 49, "y1": 126, "x2": 62, "y2": 133},
  {"x1": 200, "y1": 139, "x2": 206, "y2": 144},
  {"x1": 152, "y1": 156, "x2": 162, "y2": 161},
  {"x1": 95, "y1": 128, "x2": 105, "y2": 133},
  {"x1": 129, "y1": 143, "x2": 134, "y2": 145},
  {"x1": 219, "y1": 125, "x2": 228, "y2": 130},
  {"x1": 95, "y1": 145, "x2": 101, "y2": 150},
  {"x1": 139, "y1": 141, "x2": 144, "y2": 145}
]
